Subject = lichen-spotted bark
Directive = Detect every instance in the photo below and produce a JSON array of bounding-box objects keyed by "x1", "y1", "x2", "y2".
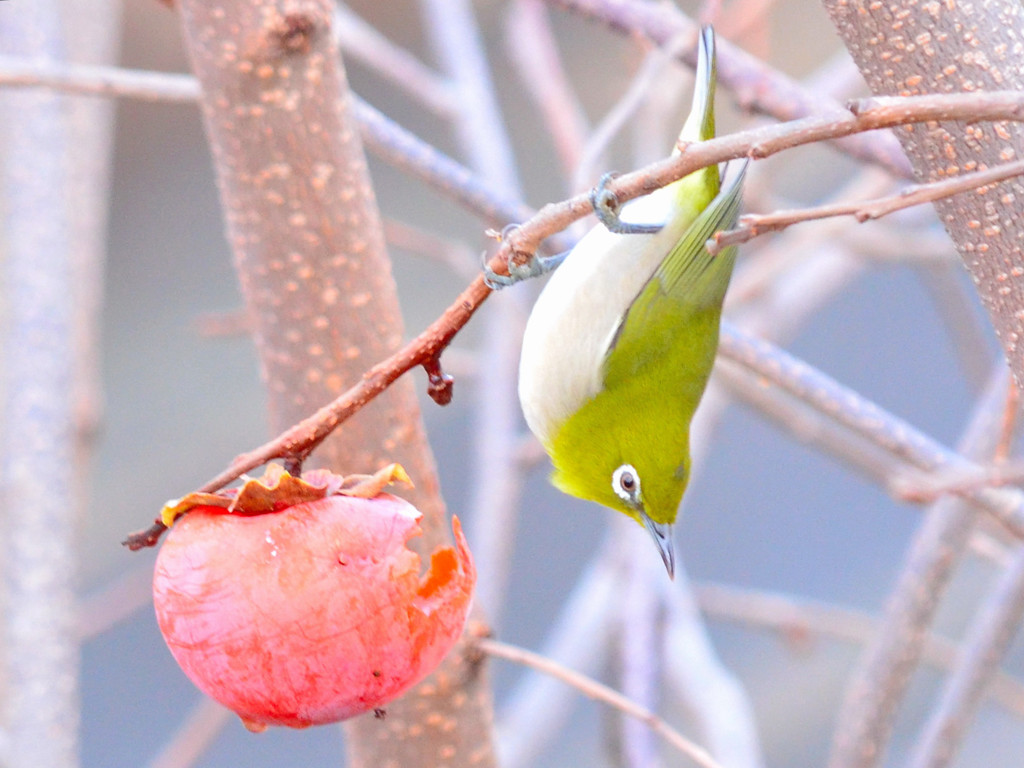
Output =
[
  {"x1": 174, "y1": 1, "x2": 496, "y2": 765},
  {"x1": 825, "y1": 0, "x2": 1024, "y2": 384},
  {"x1": 823, "y1": 3, "x2": 1024, "y2": 768}
]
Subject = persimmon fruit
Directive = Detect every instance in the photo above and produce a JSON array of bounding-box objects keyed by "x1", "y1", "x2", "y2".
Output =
[{"x1": 152, "y1": 482, "x2": 475, "y2": 732}]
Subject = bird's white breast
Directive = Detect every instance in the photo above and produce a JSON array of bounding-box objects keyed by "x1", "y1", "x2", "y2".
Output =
[{"x1": 517, "y1": 185, "x2": 685, "y2": 445}]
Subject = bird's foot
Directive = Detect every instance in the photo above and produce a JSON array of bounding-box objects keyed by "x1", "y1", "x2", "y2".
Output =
[
  {"x1": 590, "y1": 172, "x2": 664, "y2": 235},
  {"x1": 482, "y1": 225, "x2": 569, "y2": 290}
]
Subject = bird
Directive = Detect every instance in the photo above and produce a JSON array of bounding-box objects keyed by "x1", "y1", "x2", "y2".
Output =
[{"x1": 515, "y1": 25, "x2": 746, "y2": 577}]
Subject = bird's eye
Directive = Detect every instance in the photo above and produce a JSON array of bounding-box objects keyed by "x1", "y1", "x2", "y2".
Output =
[{"x1": 612, "y1": 464, "x2": 642, "y2": 506}]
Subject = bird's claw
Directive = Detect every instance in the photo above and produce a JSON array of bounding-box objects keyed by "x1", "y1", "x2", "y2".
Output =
[
  {"x1": 482, "y1": 225, "x2": 569, "y2": 290},
  {"x1": 482, "y1": 262, "x2": 519, "y2": 290},
  {"x1": 590, "y1": 171, "x2": 664, "y2": 235}
]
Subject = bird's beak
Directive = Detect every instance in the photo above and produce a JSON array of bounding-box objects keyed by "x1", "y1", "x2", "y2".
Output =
[{"x1": 641, "y1": 513, "x2": 675, "y2": 579}]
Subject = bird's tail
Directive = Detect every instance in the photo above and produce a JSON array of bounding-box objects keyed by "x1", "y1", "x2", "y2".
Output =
[
  {"x1": 680, "y1": 25, "x2": 717, "y2": 147},
  {"x1": 667, "y1": 25, "x2": 720, "y2": 220}
]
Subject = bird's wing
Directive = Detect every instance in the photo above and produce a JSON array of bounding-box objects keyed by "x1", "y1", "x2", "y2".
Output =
[{"x1": 602, "y1": 161, "x2": 748, "y2": 388}]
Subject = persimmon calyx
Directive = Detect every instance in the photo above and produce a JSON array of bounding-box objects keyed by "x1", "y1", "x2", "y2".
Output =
[{"x1": 160, "y1": 462, "x2": 413, "y2": 527}]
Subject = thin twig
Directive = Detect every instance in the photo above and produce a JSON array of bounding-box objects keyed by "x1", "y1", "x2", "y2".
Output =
[
  {"x1": 498, "y1": 535, "x2": 621, "y2": 768},
  {"x1": 493, "y1": 90, "x2": 1024, "y2": 265},
  {"x1": 894, "y1": 458, "x2": 1024, "y2": 503},
  {"x1": 719, "y1": 330, "x2": 1024, "y2": 537},
  {"x1": 477, "y1": 637, "x2": 724, "y2": 768},
  {"x1": 122, "y1": 273, "x2": 493, "y2": 549},
  {"x1": 419, "y1": 0, "x2": 532, "y2": 624},
  {"x1": 123, "y1": 90, "x2": 1024, "y2": 548},
  {"x1": 0, "y1": 55, "x2": 200, "y2": 101},
  {"x1": 146, "y1": 698, "x2": 233, "y2": 768},
  {"x1": 693, "y1": 581, "x2": 1024, "y2": 718},
  {"x1": 711, "y1": 158, "x2": 1024, "y2": 253},
  {"x1": 0, "y1": 58, "x2": 534, "y2": 230},
  {"x1": 546, "y1": 0, "x2": 913, "y2": 176},
  {"x1": 505, "y1": 0, "x2": 590, "y2": 179},
  {"x1": 826, "y1": 367, "x2": 1010, "y2": 768},
  {"x1": 332, "y1": 4, "x2": 455, "y2": 119},
  {"x1": 907, "y1": 546, "x2": 1024, "y2": 768},
  {"x1": 726, "y1": 167, "x2": 893, "y2": 306}
]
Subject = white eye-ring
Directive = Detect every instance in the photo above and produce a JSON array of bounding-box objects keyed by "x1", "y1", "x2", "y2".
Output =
[{"x1": 612, "y1": 464, "x2": 642, "y2": 507}]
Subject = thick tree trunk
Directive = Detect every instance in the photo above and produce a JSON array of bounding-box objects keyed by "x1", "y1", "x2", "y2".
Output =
[
  {"x1": 824, "y1": 0, "x2": 1024, "y2": 384},
  {"x1": 822, "y1": 2, "x2": 1024, "y2": 768},
  {"x1": 174, "y1": 2, "x2": 496, "y2": 765}
]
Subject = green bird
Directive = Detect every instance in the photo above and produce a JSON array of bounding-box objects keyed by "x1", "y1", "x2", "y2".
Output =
[{"x1": 516, "y1": 26, "x2": 745, "y2": 577}]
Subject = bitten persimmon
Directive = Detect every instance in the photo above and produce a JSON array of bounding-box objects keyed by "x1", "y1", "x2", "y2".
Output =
[{"x1": 152, "y1": 468, "x2": 474, "y2": 732}]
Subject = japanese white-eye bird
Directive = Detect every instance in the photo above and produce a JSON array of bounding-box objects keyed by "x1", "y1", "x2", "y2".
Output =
[{"x1": 516, "y1": 26, "x2": 746, "y2": 577}]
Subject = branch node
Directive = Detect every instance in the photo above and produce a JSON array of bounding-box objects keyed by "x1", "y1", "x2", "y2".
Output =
[
  {"x1": 423, "y1": 355, "x2": 455, "y2": 406},
  {"x1": 122, "y1": 519, "x2": 168, "y2": 550},
  {"x1": 846, "y1": 96, "x2": 876, "y2": 116},
  {"x1": 282, "y1": 454, "x2": 305, "y2": 476},
  {"x1": 266, "y1": 9, "x2": 322, "y2": 59}
]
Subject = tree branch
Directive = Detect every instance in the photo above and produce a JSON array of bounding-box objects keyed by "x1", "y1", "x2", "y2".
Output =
[
  {"x1": 712, "y1": 158, "x2": 1024, "y2": 253},
  {"x1": 0, "y1": 59, "x2": 534, "y2": 230},
  {"x1": 907, "y1": 545, "x2": 1024, "y2": 768},
  {"x1": 693, "y1": 581, "x2": 1024, "y2": 718},
  {"x1": 477, "y1": 637, "x2": 724, "y2": 768},
  {"x1": 124, "y1": 89, "x2": 1024, "y2": 550},
  {"x1": 332, "y1": 4, "x2": 455, "y2": 119},
  {"x1": 824, "y1": 366, "x2": 1011, "y2": 768},
  {"x1": 824, "y1": 0, "x2": 1024, "y2": 407},
  {"x1": 718, "y1": 335, "x2": 1024, "y2": 537},
  {"x1": 545, "y1": 0, "x2": 913, "y2": 176}
]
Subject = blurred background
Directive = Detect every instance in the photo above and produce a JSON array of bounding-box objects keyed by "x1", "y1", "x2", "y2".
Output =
[{"x1": 6, "y1": 0, "x2": 1020, "y2": 766}]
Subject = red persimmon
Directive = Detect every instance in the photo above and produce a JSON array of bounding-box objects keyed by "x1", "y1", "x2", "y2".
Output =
[{"x1": 153, "y1": 487, "x2": 474, "y2": 732}]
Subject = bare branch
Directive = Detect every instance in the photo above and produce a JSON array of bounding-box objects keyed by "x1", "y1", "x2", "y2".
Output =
[
  {"x1": 0, "y1": 55, "x2": 200, "y2": 101},
  {"x1": 495, "y1": 90, "x2": 1024, "y2": 266},
  {"x1": 711, "y1": 158, "x2": 1024, "y2": 253},
  {"x1": 332, "y1": 4, "x2": 455, "y2": 119},
  {"x1": 694, "y1": 582, "x2": 1024, "y2": 718},
  {"x1": 505, "y1": 0, "x2": 590, "y2": 179},
  {"x1": 478, "y1": 637, "x2": 724, "y2": 768},
  {"x1": 907, "y1": 546, "x2": 1024, "y2": 768},
  {"x1": 717, "y1": 335, "x2": 1024, "y2": 537},
  {"x1": 124, "y1": 89, "x2": 1024, "y2": 549},
  {"x1": 827, "y1": 367, "x2": 1011, "y2": 768},
  {"x1": 146, "y1": 698, "x2": 232, "y2": 768},
  {"x1": 545, "y1": 0, "x2": 913, "y2": 176}
]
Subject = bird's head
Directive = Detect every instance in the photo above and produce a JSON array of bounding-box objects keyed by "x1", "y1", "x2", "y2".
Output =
[{"x1": 549, "y1": 425, "x2": 690, "y2": 578}]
